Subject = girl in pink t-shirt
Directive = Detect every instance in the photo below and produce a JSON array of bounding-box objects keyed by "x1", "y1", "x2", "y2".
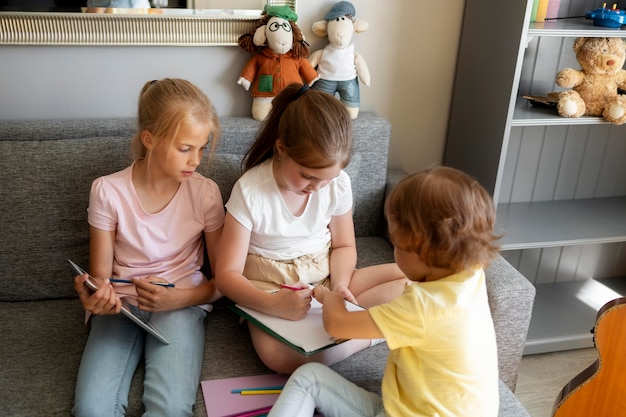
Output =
[{"x1": 72, "y1": 78, "x2": 225, "y2": 416}]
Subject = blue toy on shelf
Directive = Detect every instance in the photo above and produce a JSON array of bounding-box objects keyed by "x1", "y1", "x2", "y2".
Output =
[{"x1": 585, "y1": 4, "x2": 626, "y2": 28}]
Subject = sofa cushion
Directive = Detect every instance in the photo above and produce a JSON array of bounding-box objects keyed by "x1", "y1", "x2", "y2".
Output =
[
  {"x1": 0, "y1": 114, "x2": 533, "y2": 417},
  {"x1": 0, "y1": 294, "x2": 530, "y2": 417},
  {"x1": 499, "y1": 380, "x2": 531, "y2": 417},
  {"x1": 0, "y1": 114, "x2": 391, "y2": 301},
  {"x1": 199, "y1": 153, "x2": 244, "y2": 206},
  {"x1": 0, "y1": 289, "x2": 389, "y2": 417},
  {"x1": 0, "y1": 136, "x2": 131, "y2": 301}
]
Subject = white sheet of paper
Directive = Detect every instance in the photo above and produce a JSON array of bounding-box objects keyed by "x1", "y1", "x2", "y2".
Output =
[{"x1": 235, "y1": 297, "x2": 364, "y2": 353}]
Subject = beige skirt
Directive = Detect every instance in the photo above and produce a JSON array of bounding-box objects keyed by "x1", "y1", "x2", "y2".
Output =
[{"x1": 243, "y1": 243, "x2": 331, "y2": 292}]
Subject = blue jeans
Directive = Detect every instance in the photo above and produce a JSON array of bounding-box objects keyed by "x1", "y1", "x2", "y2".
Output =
[
  {"x1": 72, "y1": 306, "x2": 207, "y2": 417},
  {"x1": 267, "y1": 363, "x2": 385, "y2": 417}
]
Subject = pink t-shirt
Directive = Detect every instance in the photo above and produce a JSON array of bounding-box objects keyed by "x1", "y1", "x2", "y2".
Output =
[{"x1": 88, "y1": 165, "x2": 224, "y2": 306}]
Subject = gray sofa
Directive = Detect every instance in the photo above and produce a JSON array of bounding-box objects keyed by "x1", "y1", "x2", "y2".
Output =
[{"x1": 0, "y1": 113, "x2": 534, "y2": 417}]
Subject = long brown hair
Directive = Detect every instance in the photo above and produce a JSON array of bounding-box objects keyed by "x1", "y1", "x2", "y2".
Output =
[
  {"x1": 131, "y1": 78, "x2": 221, "y2": 161},
  {"x1": 385, "y1": 166, "x2": 501, "y2": 272},
  {"x1": 244, "y1": 83, "x2": 352, "y2": 172}
]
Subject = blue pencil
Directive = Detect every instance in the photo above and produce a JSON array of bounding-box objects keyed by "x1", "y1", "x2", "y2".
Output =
[{"x1": 110, "y1": 278, "x2": 175, "y2": 288}]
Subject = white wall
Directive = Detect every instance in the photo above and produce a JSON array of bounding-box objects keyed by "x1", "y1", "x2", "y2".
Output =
[{"x1": 0, "y1": 0, "x2": 465, "y2": 173}]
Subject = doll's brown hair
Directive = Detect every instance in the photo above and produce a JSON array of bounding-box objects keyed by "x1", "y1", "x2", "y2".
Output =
[
  {"x1": 385, "y1": 166, "x2": 501, "y2": 272},
  {"x1": 237, "y1": 13, "x2": 310, "y2": 58},
  {"x1": 131, "y1": 78, "x2": 221, "y2": 161},
  {"x1": 244, "y1": 83, "x2": 352, "y2": 172}
]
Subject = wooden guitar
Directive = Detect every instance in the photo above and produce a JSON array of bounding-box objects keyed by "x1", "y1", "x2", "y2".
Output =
[{"x1": 552, "y1": 297, "x2": 626, "y2": 417}]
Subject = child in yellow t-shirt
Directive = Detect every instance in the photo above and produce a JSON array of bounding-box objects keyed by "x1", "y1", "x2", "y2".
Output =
[{"x1": 268, "y1": 166, "x2": 501, "y2": 417}]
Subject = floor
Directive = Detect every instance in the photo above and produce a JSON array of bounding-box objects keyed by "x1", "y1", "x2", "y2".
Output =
[{"x1": 515, "y1": 348, "x2": 598, "y2": 417}]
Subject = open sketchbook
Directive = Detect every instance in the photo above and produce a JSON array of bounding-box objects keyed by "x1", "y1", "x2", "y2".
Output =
[
  {"x1": 68, "y1": 259, "x2": 170, "y2": 344},
  {"x1": 228, "y1": 295, "x2": 364, "y2": 356}
]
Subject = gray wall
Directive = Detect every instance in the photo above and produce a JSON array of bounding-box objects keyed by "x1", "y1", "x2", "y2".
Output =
[{"x1": 0, "y1": 0, "x2": 466, "y2": 174}]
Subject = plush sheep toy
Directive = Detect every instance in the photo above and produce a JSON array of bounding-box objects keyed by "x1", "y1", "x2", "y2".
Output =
[
  {"x1": 237, "y1": 5, "x2": 319, "y2": 121},
  {"x1": 309, "y1": 1, "x2": 370, "y2": 119},
  {"x1": 556, "y1": 37, "x2": 626, "y2": 125}
]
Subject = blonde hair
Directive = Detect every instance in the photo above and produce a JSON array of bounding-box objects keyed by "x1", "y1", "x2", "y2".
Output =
[
  {"x1": 131, "y1": 78, "x2": 221, "y2": 160},
  {"x1": 244, "y1": 83, "x2": 352, "y2": 171},
  {"x1": 385, "y1": 166, "x2": 500, "y2": 272}
]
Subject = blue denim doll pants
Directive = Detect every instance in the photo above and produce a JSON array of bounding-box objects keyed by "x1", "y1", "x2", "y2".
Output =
[
  {"x1": 268, "y1": 362, "x2": 386, "y2": 417},
  {"x1": 72, "y1": 306, "x2": 207, "y2": 417},
  {"x1": 311, "y1": 78, "x2": 360, "y2": 108}
]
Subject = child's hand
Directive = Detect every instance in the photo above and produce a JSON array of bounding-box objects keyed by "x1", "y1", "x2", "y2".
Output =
[
  {"x1": 332, "y1": 284, "x2": 358, "y2": 304},
  {"x1": 272, "y1": 287, "x2": 313, "y2": 320},
  {"x1": 74, "y1": 274, "x2": 121, "y2": 315},
  {"x1": 312, "y1": 285, "x2": 331, "y2": 304},
  {"x1": 133, "y1": 277, "x2": 179, "y2": 312}
]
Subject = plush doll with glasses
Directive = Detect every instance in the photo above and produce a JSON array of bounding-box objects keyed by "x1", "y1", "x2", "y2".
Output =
[{"x1": 237, "y1": 5, "x2": 319, "y2": 121}]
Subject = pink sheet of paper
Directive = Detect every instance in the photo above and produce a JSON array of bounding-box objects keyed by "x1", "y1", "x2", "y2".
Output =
[{"x1": 201, "y1": 374, "x2": 289, "y2": 417}]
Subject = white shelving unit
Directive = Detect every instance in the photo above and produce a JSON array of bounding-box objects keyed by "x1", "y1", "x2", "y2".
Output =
[{"x1": 445, "y1": 1, "x2": 626, "y2": 354}]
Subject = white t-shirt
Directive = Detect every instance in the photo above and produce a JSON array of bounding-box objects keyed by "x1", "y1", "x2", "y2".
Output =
[
  {"x1": 369, "y1": 268, "x2": 499, "y2": 417},
  {"x1": 225, "y1": 159, "x2": 353, "y2": 260},
  {"x1": 317, "y1": 43, "x2": 356, "y2": 81},
  {"x1": 88, "y1": 165, "x2": 225, "y2": 302}
]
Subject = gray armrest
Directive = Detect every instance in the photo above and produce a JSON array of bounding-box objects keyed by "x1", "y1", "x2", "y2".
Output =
[
  {"x1": 383, "y1": 169, "x2": 408, "y2": 242},
  {"x1": 485, "y1": 255, "x2": 535, "y2": 392},
  {"x1": 385, "y1": 169, "x2": 408, "y2": 199}
]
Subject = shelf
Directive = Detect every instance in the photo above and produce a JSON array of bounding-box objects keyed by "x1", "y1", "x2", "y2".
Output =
[
  {"x1": 512, "y1": 96, "x2": 609, "y2": 126},
  {"x1": 447, "y1": 0, "x2": 626, "y2": 355},
  {"x1": 524, "y1": 277, "x2": 626, "y2": 355},
  {"x1": 496, "y1": 197, "x2": 626, "y2": 250},
  {"x1": 528, "y1": 17, "x2": 626, "y2": 37}
]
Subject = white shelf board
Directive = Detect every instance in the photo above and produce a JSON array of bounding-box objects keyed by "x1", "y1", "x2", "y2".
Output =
[
  {"x1": 524, "y1": 277, "x2": 626, "y2": 355},
  {"x1": 496, "y1": 197, "x2": 626, "y2": 250},
  {"x1": 512, "y1": 97, "x2": 608, "y2": 126},
  {"x1": 528, "y1": 17, "x2": 626, "y2": 37}
]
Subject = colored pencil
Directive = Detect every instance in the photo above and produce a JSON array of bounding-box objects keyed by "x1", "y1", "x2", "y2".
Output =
[
  {"x1": 239, "y1": 389, "x2": 282, "y2": 395},
  {"x1": 230, "y1": 385, "x2": 284, "y2": 393},
  {"x1": 222, "y1": 405, "x2": 272, "y2": 417}
]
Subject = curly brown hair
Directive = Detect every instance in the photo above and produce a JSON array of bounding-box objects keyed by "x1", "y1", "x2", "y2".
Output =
[
  {"x1": 385, "y1": 166, "x2": 501, "y2": 272},
  {"x1": 237, "y1": 13, "x2": 310, "y2": 58}
]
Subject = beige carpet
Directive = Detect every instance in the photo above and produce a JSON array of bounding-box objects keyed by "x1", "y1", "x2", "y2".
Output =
[{"x1": 515, "y1": 348, "x2": 598, "y2": 417}]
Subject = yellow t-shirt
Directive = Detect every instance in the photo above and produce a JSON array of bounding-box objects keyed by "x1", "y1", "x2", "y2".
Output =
[{"x1": 368, "y1": 268, "x2": 499, "y2": 417}]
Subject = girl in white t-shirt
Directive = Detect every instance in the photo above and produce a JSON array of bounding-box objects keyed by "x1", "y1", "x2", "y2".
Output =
[
  {"x1": 215, "y1": 83, "x2": 408, "y2": 374},
  {"x1": 268, "y1": 166, "x2": 502, "y2": 417},
  {"x1": 72, "y1": 78, "x2": 225, "y2": 416}
]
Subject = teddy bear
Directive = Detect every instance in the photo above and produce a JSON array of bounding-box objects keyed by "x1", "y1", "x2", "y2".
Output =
[
  {"x1": 556, "y1": 37, "x2": 626, "y2": 125},
  {"x1": 308, "y1": 1, "x2": 370, "y2": 119},
  {"x1": 237, "y1": 5, "x2": 319, "y2": 121}
]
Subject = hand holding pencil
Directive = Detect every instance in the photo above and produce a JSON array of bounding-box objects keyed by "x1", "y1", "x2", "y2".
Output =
[
  {"x1": 271, "y1": 283, "x2": 312, "y2": 321},
  {"x1": 133, "y1": 277, "x2": 182, "y2": 313}
]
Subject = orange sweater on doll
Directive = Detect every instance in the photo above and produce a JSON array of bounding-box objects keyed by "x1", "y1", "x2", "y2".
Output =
[{"x1": 237, "y1": 6, "x2": 319, "y2": 121}]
